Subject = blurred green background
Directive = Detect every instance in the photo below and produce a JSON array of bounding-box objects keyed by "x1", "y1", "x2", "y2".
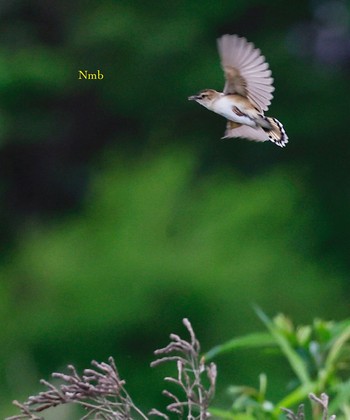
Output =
[{"x1": 1, "y1": 0, "x2": 350, "y2": 417}]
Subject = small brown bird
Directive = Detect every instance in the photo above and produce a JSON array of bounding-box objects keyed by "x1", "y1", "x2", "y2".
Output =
[{"x1": 189, "y1": 35, "x2": 288, "y2": 147}]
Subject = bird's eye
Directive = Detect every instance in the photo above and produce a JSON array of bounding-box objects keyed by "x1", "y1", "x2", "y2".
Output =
[{"x1": 201, "y1": 94, "x2": 207, "y2": 98}]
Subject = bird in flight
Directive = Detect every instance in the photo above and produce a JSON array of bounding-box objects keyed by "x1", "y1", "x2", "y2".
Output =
[{"x1": 189, "y1": 35, "x2": 288, "y2": 147}]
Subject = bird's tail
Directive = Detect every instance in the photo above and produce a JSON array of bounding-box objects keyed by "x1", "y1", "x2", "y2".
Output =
[{"x1": 262, "y1": 117, "x2": 288, "y2": 148}]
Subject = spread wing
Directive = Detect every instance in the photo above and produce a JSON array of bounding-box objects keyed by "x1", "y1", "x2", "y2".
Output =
[
  {"x1": 223, "y1": 124, "x2": 270, "y2": 142},
  {"x1": 217, "y1": 35, "x2": 275, "y2": 112}
]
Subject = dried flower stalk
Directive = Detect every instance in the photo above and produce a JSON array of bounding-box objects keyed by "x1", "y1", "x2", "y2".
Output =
[
  {"x1": 7, "y1": 319, "x2": 217, "y2": 420},
  {"x1": 149, "y1": 318, "x2": 217, "y2": 419},
  {"x1": 7, "y1": 358, "x2": 147, "y2": 419},
  {"x1": 281, "y1": 393, "x2": 336, "y2": 420}
]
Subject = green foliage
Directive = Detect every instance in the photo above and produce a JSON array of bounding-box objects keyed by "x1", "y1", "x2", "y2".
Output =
[{"x1": 206, "y1": 310, "x2": 350, "y2": 418}]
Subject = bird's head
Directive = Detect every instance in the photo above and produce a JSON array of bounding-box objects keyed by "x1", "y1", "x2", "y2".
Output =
[{"x1": 188, "y1": 89, "x2": 219, "y2": 110}]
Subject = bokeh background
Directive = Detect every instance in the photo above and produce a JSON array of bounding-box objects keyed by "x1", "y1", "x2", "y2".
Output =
[{"x1": 1, "y1": 0, "x2": 350, "y2": 417}]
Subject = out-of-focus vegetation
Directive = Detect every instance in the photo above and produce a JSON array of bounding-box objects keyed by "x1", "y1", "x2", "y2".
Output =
[{"x1": 1, "y1": 0, "x2": 350, "y2": 418}]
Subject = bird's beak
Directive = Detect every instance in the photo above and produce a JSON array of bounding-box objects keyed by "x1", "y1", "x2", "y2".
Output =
[{"x1": 188, "y1": 95, "x2": 199, "y2": 101}]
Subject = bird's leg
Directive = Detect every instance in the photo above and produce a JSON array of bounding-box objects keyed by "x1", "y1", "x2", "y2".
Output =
[{"x1": 226, "y1": 120, "x2": 241, "y2": 130}]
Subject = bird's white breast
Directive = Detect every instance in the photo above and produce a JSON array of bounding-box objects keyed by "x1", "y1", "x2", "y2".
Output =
[{"x1": 212, "y1": 95, "x2": 256, "y2": 127}]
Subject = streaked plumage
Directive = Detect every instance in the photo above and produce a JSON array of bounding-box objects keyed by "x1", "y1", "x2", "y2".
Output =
[{"x1": 188, "y1": 35, "x2": 288, "y2": 147}]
